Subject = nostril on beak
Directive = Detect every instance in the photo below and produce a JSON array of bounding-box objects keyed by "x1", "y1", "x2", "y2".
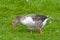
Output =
[{"x1": 12, "y1": 23, "x2": 14, "y2": 29}]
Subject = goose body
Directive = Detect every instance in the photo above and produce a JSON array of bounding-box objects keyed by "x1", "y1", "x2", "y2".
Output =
[
  {"x1": 20, "y1": 17, "x2": 35, "y2": 26},
  {"x1": 12, "y1": 14, "x2": 50, "y2": 34}
]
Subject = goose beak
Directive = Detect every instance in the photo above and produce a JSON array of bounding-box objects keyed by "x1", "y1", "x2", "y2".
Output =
[{"x1": 12, "y1": 23, "x2": 15, "y2": 29}]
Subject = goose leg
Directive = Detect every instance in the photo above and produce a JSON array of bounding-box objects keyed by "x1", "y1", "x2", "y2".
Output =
[
  {"x1": 30, "y1": 29, "x2": 33, "y2": 34},
  {"x1": 39, "y1": 28, "x2": 42, "y2": 35}
]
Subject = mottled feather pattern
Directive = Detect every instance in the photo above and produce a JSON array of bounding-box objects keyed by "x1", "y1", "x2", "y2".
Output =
[{"x1": 12, "y1": 14, "x2": 49, "y2": 29}]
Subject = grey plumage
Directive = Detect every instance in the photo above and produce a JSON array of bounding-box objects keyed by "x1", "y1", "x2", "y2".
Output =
[
  {"x1": 12, "y1": 14, "x2": 49, "y2": 29},
  {"x1": 12, "y1": 14, "x2": 50, "y2": 34}
]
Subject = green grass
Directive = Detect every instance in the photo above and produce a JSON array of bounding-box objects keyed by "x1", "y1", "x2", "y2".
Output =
[{"x1": 0, "y1": 0, "x2": 60, "y2": 40}]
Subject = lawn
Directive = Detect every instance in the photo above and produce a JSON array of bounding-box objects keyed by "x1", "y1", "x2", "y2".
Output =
[{"x1": 0, "y1": 0, "x2": 60, "y2": 40}]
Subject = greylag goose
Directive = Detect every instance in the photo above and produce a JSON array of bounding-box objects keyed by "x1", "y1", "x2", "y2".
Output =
[{"x1": 12, "y1": 14, "x2": 50, "y2": 34}]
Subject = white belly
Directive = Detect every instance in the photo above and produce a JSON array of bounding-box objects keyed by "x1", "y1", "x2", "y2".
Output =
[{"x1": 20, "y1": 17, "x2": 35, "y2": 26}]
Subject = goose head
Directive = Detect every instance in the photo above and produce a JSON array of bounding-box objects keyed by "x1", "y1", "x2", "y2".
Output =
[{"x1": 12, "y1": 15, "x2": 23, "y2": 29}]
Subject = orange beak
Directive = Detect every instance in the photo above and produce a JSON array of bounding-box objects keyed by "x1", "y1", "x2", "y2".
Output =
[{"x1": 12, "y1": 23, "x2": 14, "y2": 29}]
